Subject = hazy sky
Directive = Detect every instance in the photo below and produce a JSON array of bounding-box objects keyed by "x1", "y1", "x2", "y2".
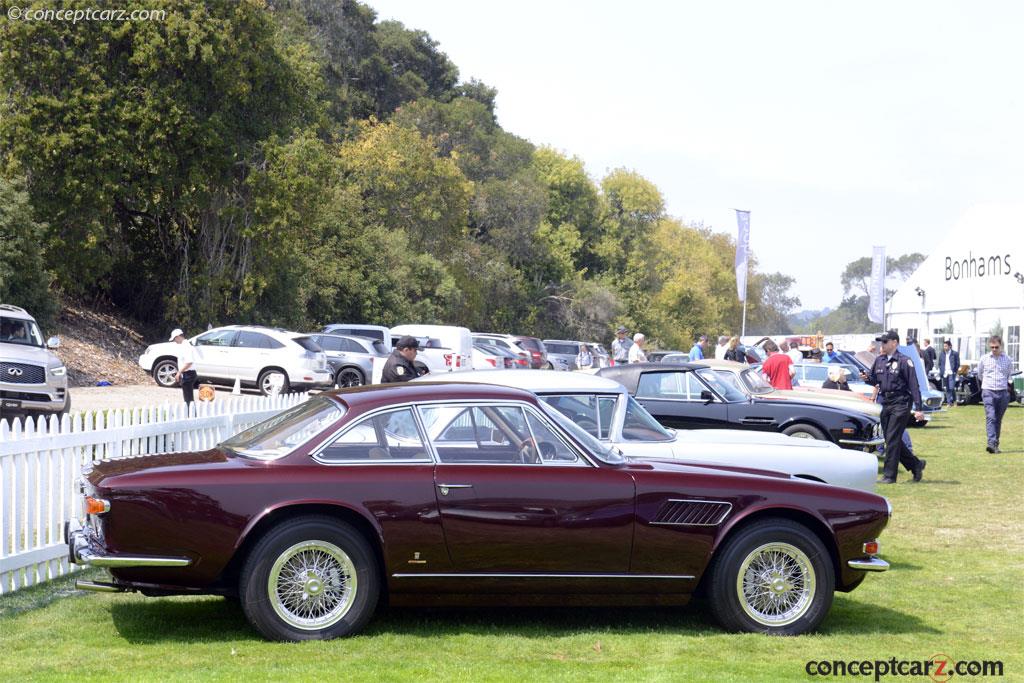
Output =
[{"x1": 366, "y1": 1, "x2": 1024, "y2": 310}]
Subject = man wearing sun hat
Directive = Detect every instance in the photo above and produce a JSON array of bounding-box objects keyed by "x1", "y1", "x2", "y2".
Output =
[{"x1": 170, "y1": 328, "x2": 198, "y2": 407}]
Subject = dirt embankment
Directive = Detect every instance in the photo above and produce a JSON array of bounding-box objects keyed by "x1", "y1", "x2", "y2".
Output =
[{"x1": 50, "y1": 304, "x2": 155, "y2": 388}]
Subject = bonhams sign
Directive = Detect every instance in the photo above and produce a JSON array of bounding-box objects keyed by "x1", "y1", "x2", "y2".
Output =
[{"x1": 944, "y1": 252, "x2": 1013, "y2": 281}]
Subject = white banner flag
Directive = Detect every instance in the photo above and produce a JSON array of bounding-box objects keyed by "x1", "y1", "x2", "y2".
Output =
[
  {"x1": 868, "y1": 246, "x2": 886, "y2": 324},
  {"x1": 735, "y1": 210, "x2": 750, "y2": 302}
]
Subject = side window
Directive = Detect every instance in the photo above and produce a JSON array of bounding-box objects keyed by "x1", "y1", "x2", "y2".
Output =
[
  {"x1": 805, "y1": 366, "x2": 829, "y2": 382},
  {"x1": 318, "y1": 408, "x2": 429, "y2": 462},
  {"x1": 420, "y1": 404, "x2": 557, "y2": 465},
  {"x1": 637, "y1": 372, "x2": 684, "y2": 399},
  {"x1": 195, "y1": 330, "x2": 236, "y2": 347},
  {"x1": 525, "y1": 411, "x2": 580, "y2": 464},
  {"x1": 235, "y1": 331, "x2": 272, "y2": 349},
  {"x1": 597, "y1": 397, "x2": 617, "y2": 439},
  {"x1": 340, "y1": 338, "x2": 365, "y2": 353},
  {"x1": 320, "y1": 336, "x2": 344, "y2": 352},
  {"x1": 539, "y1": 395, "x2": 599, "y2": 437}
]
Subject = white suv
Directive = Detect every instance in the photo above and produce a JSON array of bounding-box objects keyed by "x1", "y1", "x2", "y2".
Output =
[
  {"x1": 0, "y1": 304, "x2": 69, "y2": 417},
  {"x1": 139, "y1": 325, "x2": 333, "y2": 395}
]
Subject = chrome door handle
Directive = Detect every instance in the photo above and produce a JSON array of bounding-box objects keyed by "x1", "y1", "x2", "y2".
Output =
[{"x1": 437, "y1": 483, "x2": 473, "y2": 496}]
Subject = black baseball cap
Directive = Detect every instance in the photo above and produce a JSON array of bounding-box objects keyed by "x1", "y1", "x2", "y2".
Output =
[
  {"x1": 875, "y1": 330, "x2": 900, "y2": 343},
  {"x1": 396, "y1": 335, "x2": 420, "y2": 350}
]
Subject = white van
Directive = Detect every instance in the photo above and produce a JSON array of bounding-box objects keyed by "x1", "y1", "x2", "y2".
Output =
[{"x1": 389, "y1": 324, "x2": 474, "y2": 375}]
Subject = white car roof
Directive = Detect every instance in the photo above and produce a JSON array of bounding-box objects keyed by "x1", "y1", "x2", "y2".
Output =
[{"x1": 413, "y1": 369, "x2": 626, "y2": 393}]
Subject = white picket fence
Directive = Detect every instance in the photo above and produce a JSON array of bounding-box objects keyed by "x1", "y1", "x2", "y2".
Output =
[{"x1": 0, "y1": 392, "x2": 310, "y2": 594}]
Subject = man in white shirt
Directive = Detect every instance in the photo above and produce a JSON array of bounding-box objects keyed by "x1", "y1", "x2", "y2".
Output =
[
  {"x1": 171, "y1": 328, "x2": 198, "y2": 408},
  {"x1": 714, "y1": 336, "x2": 729, "y2": 360},
  {"x1": 977, "y1": 335, "x2": 1014, "y2": 453},
  {"x1": 786, "y1": 342, "x2": 803, "y2": 364},
  {"x1": 628, "y1": 333, "x2": 648, "y2": 363}
]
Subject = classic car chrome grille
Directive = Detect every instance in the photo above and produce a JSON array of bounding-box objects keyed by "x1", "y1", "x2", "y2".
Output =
[
  {"x1": 0, "y1": 362, "x2": 45, "y2": 384},
  {"x1": 652, "y1": 499, "x2": 732, "y2": 526}
]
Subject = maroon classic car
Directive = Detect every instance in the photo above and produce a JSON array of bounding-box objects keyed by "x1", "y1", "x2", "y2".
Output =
[{"x1": 67, "y1": 383, "x2": 891, "y2": 641}]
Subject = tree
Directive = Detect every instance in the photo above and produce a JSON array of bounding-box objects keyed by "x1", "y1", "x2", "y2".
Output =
[
  {"x1": 0, "y1": 176, "x2": 56, "y2": 325},
  {"x1": 841, "y1": 253, "x2": 926, "y2": 297}
]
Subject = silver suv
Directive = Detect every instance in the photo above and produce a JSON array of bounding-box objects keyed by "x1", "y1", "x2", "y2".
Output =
[{"x1": 0, "y1": 304, "x2": 69, "y2": 417}]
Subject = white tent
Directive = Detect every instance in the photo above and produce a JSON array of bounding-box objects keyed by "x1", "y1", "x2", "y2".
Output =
[{"x1": 887, "y1": 204, "x2": 1023, "y2": 367}]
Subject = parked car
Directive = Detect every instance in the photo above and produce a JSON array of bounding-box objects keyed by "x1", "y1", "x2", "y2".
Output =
[
  {"x1": 587, "y1": 342, "x2": 612, "y2": 368},
  {"x1": 472, "y1": 342, "x2": 519, "y2": 369},
  {"x1": 647, "y1": 350, "x2": 687, "y2": 363},
  {"x1": 68, "y1": 381, "x2": 891, "y2": 641},
  {"x1": 321, "y1": 324, "x2": 391, "y2": 346},
  {"x1": 791, "y1": 363, "x2": 874, "y2": 398},
  {"x1": 0, "y1": 304, "x2": 69, "y2": 417},
  {"x1": 391, "y1": 325, "x2": 474, "y2": 374},
  {"x1": 473, "y1": 333, "x2": 548, "y2": 369},
  {"x1": 542, "y1": 339, "x2": 586, "y2": 371},
  {"x1": 138, "y1": 325, "x2": 333, "y2": 396},
  {"x1": 698, "y1": 359, "x2": 882, "y2": 418},
  {"x1": 416, "y1": 370, "x2": 878, "y2": 491},
  {"x1": 308, "y1": 334, "x2": 388, "y2": 388},
  {"x1": 597, "y1": 362, "x2": 884, "y2": 451}
]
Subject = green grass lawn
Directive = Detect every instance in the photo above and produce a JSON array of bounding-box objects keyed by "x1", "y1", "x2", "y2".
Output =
[{"x1": 2, "y1": 405, "x2": 1021, "y2": 682}]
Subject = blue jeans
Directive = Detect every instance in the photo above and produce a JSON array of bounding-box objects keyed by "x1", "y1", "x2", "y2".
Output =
[
  {"x1": 943, "y1": 374, "x2": 956, "y2": 405},
  {"x1": 982, "y1": 389, "x2": 1010, "y2": 447}
]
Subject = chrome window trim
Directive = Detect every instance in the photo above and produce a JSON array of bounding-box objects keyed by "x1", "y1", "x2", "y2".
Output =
[
  {"x1": 311, "y1": 403, "x2": 433, "y2": 465},
  {"x1": 415, "y1": 399, "x2": 596, "y2": 468},
  {"x1": 649, "y1": 498, "x2": 734, "y2": 527}
]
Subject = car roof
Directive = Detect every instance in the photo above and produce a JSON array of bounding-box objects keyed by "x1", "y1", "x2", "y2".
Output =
[
  {"x1": 411, "y1": 369, "x2": 625, "y2": 393},
  {"x1": 0, "y1": 304, "x2": 35, "y2": 321},
  {"x1": 596, "y1": 362, "x2": 701, "y2": 393},
  {"x1": 690, "y1": 358, "x2": 749, "y2": 369},
  {"x1": 323, "y1": 381, "x2": 542, "y2": 410}
]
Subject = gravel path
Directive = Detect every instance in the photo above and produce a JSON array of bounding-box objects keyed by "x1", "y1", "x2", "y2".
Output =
[{"x1": 68, "y1": 383, "x2": 265, "y2": 415}]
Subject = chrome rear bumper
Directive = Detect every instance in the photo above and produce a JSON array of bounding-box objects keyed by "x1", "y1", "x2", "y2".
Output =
[
  {"x1": 66, "y1": 520, "x2": 192, "y2": 569},
  {"x1": 847, "y1": 557, "x2": 890, "y2": 572}
]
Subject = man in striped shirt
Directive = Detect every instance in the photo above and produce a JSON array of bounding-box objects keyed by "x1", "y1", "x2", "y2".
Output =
[{"x1": 977, "y1": 335, "x2": 1014, "y2": 453}]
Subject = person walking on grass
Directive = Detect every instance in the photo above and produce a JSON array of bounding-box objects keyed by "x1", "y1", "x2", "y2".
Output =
[
  {"x1": 977, "y1": 335, "x2": 1013, "y2": 453},
  {"x1": 861, "y1": 330, "x2": 926, "y2": 484}
]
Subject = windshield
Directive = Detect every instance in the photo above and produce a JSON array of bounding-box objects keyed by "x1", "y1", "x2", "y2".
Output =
[
  {"x1": 694, "y1": 368, "x2": 748, "y2": 402},
  {"x1": 622, "y1": 396, "x2": 673, "y2": 441},
  {"x1": 221, "y1": 397, "x2": 344, "y2": 459},
  {"x1": 0, "y1": 316, "x2": 44, "y2": 348},
  {"x1": 540, "y1": 402, "x2": 624, "y2": 465},
  {"x1": 737, "y1": 368, "x2": 774, "y2": 394}
]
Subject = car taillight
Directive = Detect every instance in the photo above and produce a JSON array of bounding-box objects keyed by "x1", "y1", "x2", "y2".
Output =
[
  {"x1": 444, "y1": 353, "x2": 453, "y2": 367},
  {"x1": 863, "y1": 540, "x2": 879, "y2": 555},
  {"x1": 486, "y1": 358, "x2": 496, "y2": 367},
  {"x1": 531, "y1": 350, "x2": 541, "y2": 359}
]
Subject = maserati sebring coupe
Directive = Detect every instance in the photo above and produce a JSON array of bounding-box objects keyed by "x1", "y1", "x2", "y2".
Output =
[
  {"x1": 597, "y1": 363, "x2": 884, "y2": 451},
  {"x1": 67, "y1": 383, "x2": 891, "y2": 641}
]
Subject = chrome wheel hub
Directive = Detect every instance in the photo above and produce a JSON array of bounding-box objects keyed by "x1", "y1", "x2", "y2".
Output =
[
  {"x1": 736, "y1": 542, "x2": 815, "y2": 627},
  {"x1": 268, "y1": 540, "x2": 357, "y2": 631}
]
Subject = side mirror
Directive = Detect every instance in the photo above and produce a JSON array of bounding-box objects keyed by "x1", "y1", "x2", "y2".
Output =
[
  {"x1": 46, "y1": 336, "x2": 60, "y2": 349},
  {"x1": 700, "y1": 389, "x2": 714, "y2": 404}
]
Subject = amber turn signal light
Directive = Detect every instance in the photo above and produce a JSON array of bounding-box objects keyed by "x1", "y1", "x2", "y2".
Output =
[
  {"x1": 841, "y1": 427, "x2": 856, "y2": 434},
  {"x1": 84, "y1": 496, "x2": 110, "y2": 515},
  {"x1": 862, "y1": 540, "x2": 879, "y2": 555}
]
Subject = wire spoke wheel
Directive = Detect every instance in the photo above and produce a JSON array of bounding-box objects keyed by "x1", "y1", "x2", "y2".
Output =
[
  {"x1": 736, "y1": 542, "x2": 815, "y2": 627},
  {"x1": 268, "y1": 540, "x2": 357, "y2": 630}
]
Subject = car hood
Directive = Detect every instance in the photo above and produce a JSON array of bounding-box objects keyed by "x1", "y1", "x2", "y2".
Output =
[
  {"x1": 759, "y1": 389, "x2": 881, "y2": 417},
  {"x1": 671, "y1": 428, "x2": 839, "y2": 449},
  {"x1": 1, "y1": 343, "x2": 55, "y2": 365}
]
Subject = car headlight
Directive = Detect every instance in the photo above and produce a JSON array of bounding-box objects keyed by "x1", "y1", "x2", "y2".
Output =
[{"x1": 50, "y1": 366, "x2": 67, "y2": 376}]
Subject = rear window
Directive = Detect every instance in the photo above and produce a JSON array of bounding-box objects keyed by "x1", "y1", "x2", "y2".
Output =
[
  {"x1": 517, "y1": 338, "x2": 543, "y2": 351},
  {"x1": 221, "y1": 397, "x2": 343, "y2": 460},
  {"x1": 545, "y1": 343, "x2": 579, "y2": 355},
  {"x1": 293, "y1": 336, "x2": 322, "y2": 352}
]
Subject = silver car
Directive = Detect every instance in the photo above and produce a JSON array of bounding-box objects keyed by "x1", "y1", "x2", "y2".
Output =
[
  {"x1": 542, "y1": 339, "x2": 584, "y2": 371},
  {"x1": 0, "y1": 304, "x2": 69, "y2": 417},
  {"x1": 308, "y1": 333, "x2": 388, "y2": 387}
]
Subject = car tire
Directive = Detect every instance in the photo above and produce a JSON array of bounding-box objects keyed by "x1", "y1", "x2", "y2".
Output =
[
  {"x1": 258, "y1": 369, "x2": 291, "y2": 396},
  {"x1": 152, "y1": 359, "x2": 178, "y2": 388},
  {"x1": 334, "y1": 367, "x2": 365, "y2": 388},
  {"x1": 782, "y1": 423, "x2": 827, "y2": 440},
  {"x1": 239, "y1": 516, "x2": 379, "y2": 642},
  {"x1": 707, "y1": 518, "x2": 834, "y2": 636}
]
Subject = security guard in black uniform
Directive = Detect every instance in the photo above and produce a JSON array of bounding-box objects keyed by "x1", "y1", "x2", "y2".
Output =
[
  {"x1": 860, "y1": 330, "x2": 926, "y2": 484},
  {"x1": 382, "y1": 336, "x2": 420, "y2": 383}
]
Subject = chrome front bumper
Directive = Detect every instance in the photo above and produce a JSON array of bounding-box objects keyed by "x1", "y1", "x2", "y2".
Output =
[
  {"x1": 838, "y1": 436, "x2": 885, "y2": 449},
  {"x1": 847, "y1": 557, "x2": 890, "y2": 572},
  {"x1": 66, "y1": 519, "x2": 192, "y2": 569}
]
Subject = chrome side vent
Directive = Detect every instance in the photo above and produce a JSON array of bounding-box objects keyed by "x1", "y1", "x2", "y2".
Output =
[
  {"x1": 740, "y1": 416, "x2": 775, "y2": 425},
  {"x1": 653, "y1": 499, "x2": 732, "y2": 526}
]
